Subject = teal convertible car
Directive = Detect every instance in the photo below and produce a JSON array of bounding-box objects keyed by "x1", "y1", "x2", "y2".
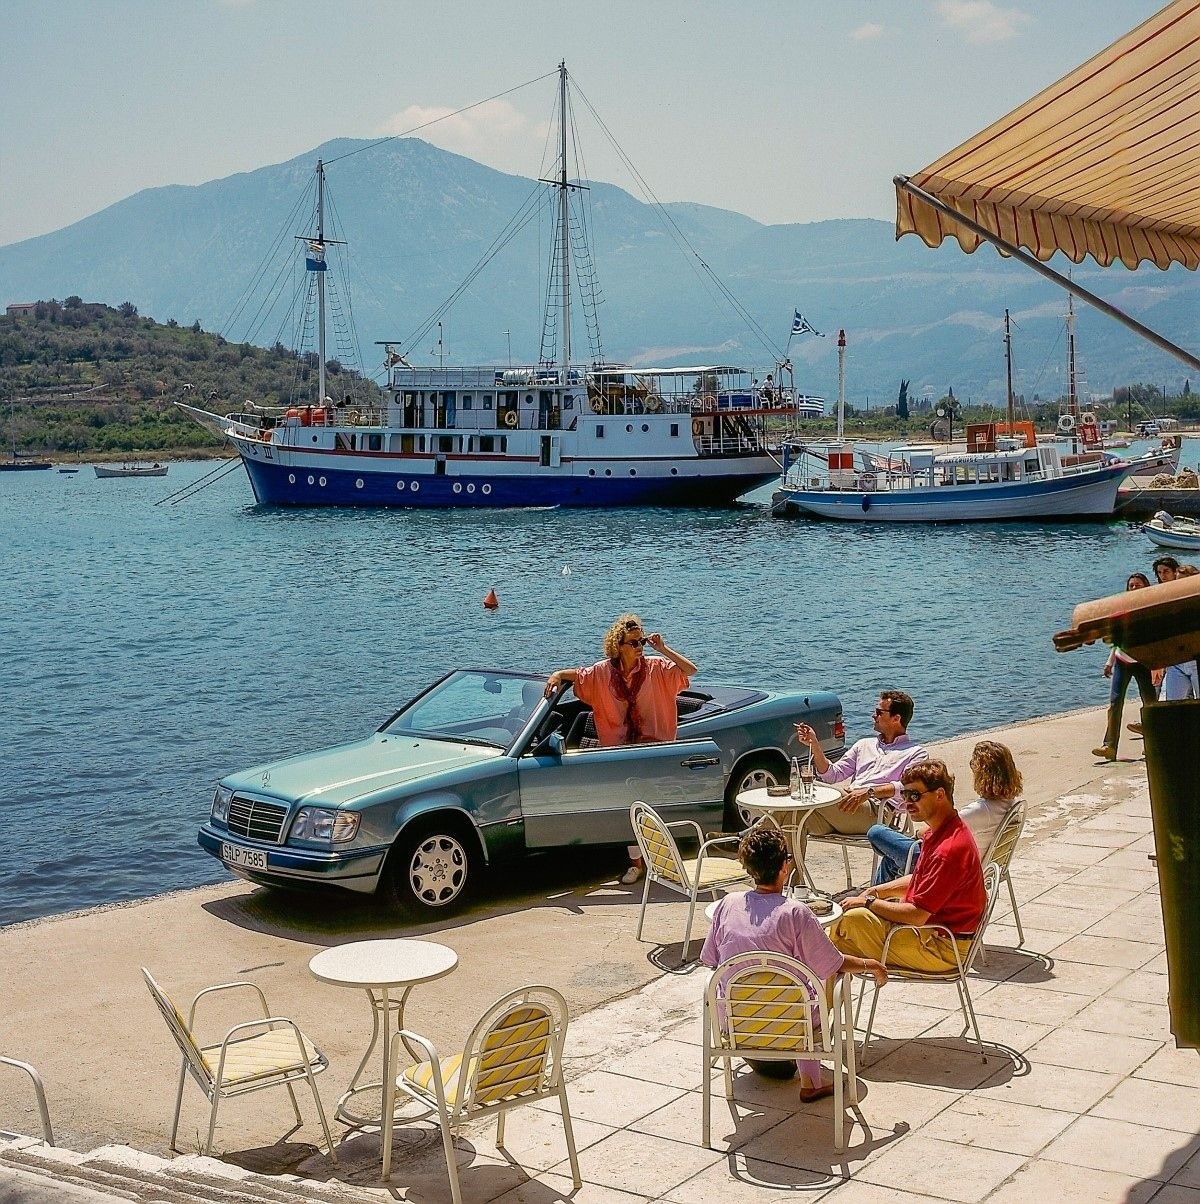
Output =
[{"x1": 198, "y1": 668, "x2": 845, "y2": 916}]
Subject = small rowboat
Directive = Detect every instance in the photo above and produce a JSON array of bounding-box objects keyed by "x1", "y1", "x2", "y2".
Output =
[{"x1": 1144, "y1": 511, "x2": 1200, "y2": 551}]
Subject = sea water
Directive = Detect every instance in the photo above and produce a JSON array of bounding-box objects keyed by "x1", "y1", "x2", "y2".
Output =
[{"x1": 0, "y1": 449, "x2": 1190, "y2": 926}]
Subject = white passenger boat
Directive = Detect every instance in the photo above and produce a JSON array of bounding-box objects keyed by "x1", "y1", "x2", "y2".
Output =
[
  {"x1": 1144, "y1": 511, "x2": 1200, "y2": 551},
  {"x1": 179, "y1": 65, "x2": 815, "y2": 509},
  {"x1": 94, "y1": 462, "x2": 168, "y2": 478}
]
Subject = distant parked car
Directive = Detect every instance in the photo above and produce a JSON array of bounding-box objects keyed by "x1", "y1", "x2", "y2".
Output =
[
  {"x1": 1137, "y1": 421, "x2": 1162, "y2": 437},
  {"x1": 198, "y1": 667, "x2": 844, "y2": 916}
]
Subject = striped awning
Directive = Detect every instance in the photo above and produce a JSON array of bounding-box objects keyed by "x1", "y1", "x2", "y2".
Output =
[{"x1": 896, "y1": 0, "x2": 1200, "y2": 270}]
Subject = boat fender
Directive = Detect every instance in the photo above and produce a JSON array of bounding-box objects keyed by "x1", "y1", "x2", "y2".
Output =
[
  {"x1": 504, "y1": 410, "x2": 519, "y2": 427},
  {"x1": 691, "y1": 418, "x2": 704, "y2": 437},
  {"x1": 861, "y1": 495, "x2": 871, "y2": 512}
]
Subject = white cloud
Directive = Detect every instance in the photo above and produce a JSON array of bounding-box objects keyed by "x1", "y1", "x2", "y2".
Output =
[
  {"x1": 936, "y1": 0, "x2": 1030, "y2": 43},
  {"x1": 377, "y1": 99, "x2": 550, "y2": 168},
  {"x1": 851, "y1": 22, "x2": 885, "y2": 40}
]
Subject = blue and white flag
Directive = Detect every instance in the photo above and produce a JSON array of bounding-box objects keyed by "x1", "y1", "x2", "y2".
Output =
[
  {"x1": 305, "y1": 241, "x2": 327, "y2": 272},
  {"x1": 791, "y1": 310, "x2": 823, "y2": 337}
]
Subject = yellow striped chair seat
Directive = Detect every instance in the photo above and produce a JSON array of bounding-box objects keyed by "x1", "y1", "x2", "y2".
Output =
[{"x1": 200, "y1": 1028, "x2": 321, "y2": 1086}]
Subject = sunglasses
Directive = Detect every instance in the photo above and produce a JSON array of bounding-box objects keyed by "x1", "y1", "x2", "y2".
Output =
[
  {"x1": 623, "y1": 637, "x2": 648, "y2": 647},
  {"x1": 874, "y1": 706, "x2": 891, "y2": 716},
  {"x1": 899, "y1": 787, "x2": 933, "y2": 804}
]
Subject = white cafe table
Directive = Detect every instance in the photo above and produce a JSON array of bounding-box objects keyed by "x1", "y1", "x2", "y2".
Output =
[
  {"x1": 736, "y1": 783, "x2": 843, "y2": 892},
  {"x1": 309, "y1": 938, "x2": 458, "y2": 1156}
]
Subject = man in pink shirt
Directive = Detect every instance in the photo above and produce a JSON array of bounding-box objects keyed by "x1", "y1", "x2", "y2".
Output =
[
  {"x1": 546, "y1": 613, "x2": 698, "y2": 882},
  {"x1": 702, "y1": 827, "x2": 886, "y2": 1094}
]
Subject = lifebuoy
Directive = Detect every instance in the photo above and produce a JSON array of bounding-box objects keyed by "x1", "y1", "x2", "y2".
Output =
[
  {"x1": 701, "y1": 393, "x2": 717, "y2": 411},
  {"x1": 691, "y1": 418, "x2": 704, "y2": 437},
  {"x1": 504, "y1": 410, "x2": 518, "y2": 427},
  {"x1": 644, "y1": 394, "x2": 662, "y2": 413},
  {"x1": 1057, "y1": 414, "x2": 1076, "y2": 433},
  {"x1": 860, "y1": 472, "x2": 877, "y2": 492},
  {"x1": 590, "y1": 397, "x2": 605, "y2": 414}
]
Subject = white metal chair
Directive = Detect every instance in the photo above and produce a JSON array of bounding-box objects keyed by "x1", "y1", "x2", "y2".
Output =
[
  {"x1": 702, "y1": 952, "x2": 859, "y2": 1152},
  {"x1": 630, "y1": 801, "x2": 749, "y2": 963},
  {"x1": 806, "y1": 796, "x2": 910, "y2": 890},
  {"x1": 383, "y1": 985, "x2": 580, "y2": 1202},
  {"x1": 0, "y1": 1056, "x2": 54, "y2": 1145},
  {"x1": 857, "y1": 863, "x2": 1003, "y2": 1062},
  {"x1": 141, "y1": 968, "x2": 337, "y2": 1162},
  {"x1": 980, "y1": 800, "x2": 1027, "y2": 947}
]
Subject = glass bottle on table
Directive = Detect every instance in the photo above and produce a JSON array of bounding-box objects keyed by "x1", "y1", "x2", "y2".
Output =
[{"x1": 790, "y1": 756, "x2": 801, "y2": 800}]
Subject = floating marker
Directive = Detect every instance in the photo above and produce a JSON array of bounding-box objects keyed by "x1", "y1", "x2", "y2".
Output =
[
  {"x1": 483, "y1": 588, "x2": 499, "y2": 609},
  {"x1": 561, "y1": 565, "x2": 572, "y2": 576}
]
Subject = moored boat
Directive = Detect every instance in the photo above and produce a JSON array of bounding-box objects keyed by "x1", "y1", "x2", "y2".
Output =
[
  {"x1": 1144, "y1": 511, "x2": 1200, "y2": 551},
  {"x1": 94, "y1": 462, "x2": 168, "y2": 478},
  {"x1": 179, "y1": 65, "x2": 813, "y2": 509}
]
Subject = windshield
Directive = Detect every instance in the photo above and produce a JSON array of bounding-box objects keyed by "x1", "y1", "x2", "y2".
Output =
[{"x1": 384, "y1": 671, "x2": 545, "y2": 748}]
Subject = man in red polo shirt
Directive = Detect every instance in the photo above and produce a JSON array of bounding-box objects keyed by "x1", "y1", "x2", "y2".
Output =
[{"x1": 829, "y1": 759, "x2": 985, "y2": 972}]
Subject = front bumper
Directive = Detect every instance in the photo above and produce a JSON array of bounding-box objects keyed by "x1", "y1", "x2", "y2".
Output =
[{"x1": 198, "y1": 825, "x2": 387, "y2": 894}]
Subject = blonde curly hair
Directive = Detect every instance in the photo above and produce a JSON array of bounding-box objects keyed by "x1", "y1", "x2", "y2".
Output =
[
  {"x1": 970, "y1": 740, "x2": 1023, "y2": 802},
  {"x1": 602, "y1": 613, "x2": 643, "y2": 659}
]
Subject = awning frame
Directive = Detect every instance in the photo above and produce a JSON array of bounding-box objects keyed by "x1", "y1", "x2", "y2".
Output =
[{"x1": 895, "y1": 175, "x2": 1200, "y2": 375}]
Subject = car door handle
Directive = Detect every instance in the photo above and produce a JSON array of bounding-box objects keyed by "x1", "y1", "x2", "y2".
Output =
[{"x1": 681, "y1": 755, "x2": 720, "y2": 769}]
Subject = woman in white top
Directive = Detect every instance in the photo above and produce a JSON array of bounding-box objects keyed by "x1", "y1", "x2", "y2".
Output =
[{"x1": 868, "y1": 740, "x2": 1023, "y2": 885}]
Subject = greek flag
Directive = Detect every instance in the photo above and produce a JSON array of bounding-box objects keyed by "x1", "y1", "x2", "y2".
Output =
[
  {"x1": 305, "y1": 241, "x2": 327, "y2": 272},
  {"x1": 791, "y1": 310, "x2": 823, "y2": 337}
]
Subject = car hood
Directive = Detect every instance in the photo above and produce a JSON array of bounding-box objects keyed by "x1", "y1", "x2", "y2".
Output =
[{"x1": 223, "y1": 734, "x2": 503, "y2": 808}]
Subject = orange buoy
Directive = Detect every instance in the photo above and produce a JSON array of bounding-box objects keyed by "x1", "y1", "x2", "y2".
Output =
[{"x1": 483, "y1": 588, "x2": 499, "y2": 610}]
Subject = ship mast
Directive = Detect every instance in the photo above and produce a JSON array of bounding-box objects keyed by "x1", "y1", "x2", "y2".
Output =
[
  {"x1": 1066, "y1": 292, "x2": 1078, "y2": 453},
  {"x1": 316, "y1": 160, "x2": 327, "y2": 406},
  {"x1": 558, "y1": 61, "x2": 571, "y2": 380},
  {"x1": 836, "y1": 329, "x2": 846, "y2": 441},
  {"x1": 1004, "y1": 308, "x2": 1014, "y2": 431}
]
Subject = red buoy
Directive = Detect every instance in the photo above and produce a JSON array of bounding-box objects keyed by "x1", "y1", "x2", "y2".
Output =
[{"x1": 483, "y1": 588, "x2": 499, "y2": 610}]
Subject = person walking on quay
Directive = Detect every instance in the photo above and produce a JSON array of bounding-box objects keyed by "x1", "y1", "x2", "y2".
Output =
[
  {"x1": 867, "y1": 740, "x2": 1023, "y2": 885},
  {"x1": 701, "y1": 826, "x2": 887, "y2": 1094},
  {"x1": 1093, "y1": 572, "x2": 1157, "y2": 762},
  {"x1": 830, "y1": 760, "x2": 985, "y2": 974},
  {"x1": 546, "y1": 613, "x2": 698, "y2": 884},
  {"x1": 794, "y1": 689, "x2": 929, "y2": 841}
]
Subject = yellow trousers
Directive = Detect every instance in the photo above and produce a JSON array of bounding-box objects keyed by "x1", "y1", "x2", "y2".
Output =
[{"x1": 830, "y1": 907, "x2": 969, "y2": 973}]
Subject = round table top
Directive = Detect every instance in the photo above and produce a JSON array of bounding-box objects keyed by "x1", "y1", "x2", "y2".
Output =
[
  {"x1": 309, "y1": 938, "x2": 459, "y2": 989},
  {"x1": 736, "y1": 783, "x2": 843, "y2": 815},
  {"x1": 705, "y1": 891, "x2": 843, "y2": 927}
]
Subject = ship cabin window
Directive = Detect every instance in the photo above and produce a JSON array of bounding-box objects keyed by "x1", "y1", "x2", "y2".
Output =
[
  {"x1": 463, "y1": 395, "x2": 473, "y2": 411},
  {"x1": 483, "y1": 394, "x2": 494, "y2": 410},
  {"x1": 565, "y1": 396, "x2": 574, "y2": 410},
  {"x1": 670, "y1": 423, "x2": 679, "y2": 437},
  {"x1": 500, "y1": 437, "x2": 508, "y2": 453},
  {"x1": 336, "y1": 433, "x2": 355, "y2": 451},
  {"x1": 524, "y1": 393, "x2": 534, "y2": 406},
  {"x1": 435, "y1": 459, "x2": 446, "y2": 476},
  {"x1": 596, "y1": 425, "x2": 605, "y2": 438},
  {"x1": 417, "y1": 436, "x2": 426, "y2": 452},
  {"x1": 503, "y1": 391, "x2": 518, "y2": 408},
  {"x1": 480, "y1": 436, "x2": 495, "y2": 453},
  {"x1": 438, "y1": 435, "x2": 454, "y2": 454},
  {"x1": 367, "y1": 433, "x2": 383, "y2": 452}
]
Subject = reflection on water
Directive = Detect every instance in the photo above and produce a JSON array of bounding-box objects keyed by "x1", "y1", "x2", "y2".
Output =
[{"x1": 1, "y1": 451, "x2": 1189, "y2": 925}]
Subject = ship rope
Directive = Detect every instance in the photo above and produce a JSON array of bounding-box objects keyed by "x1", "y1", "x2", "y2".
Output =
[{"x1": 154, "y1": 455, "x2": 243, "y2": 506}]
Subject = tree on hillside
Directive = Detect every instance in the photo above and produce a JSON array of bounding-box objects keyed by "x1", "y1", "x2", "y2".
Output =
[
  {"x1": 897, "y1": 379, "x2": 910, "y2": 421},
  {"x1": 118, "y1": 301, "x2": 138, "y2": 318}
]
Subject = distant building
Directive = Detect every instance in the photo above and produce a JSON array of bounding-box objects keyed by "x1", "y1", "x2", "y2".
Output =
[{"x1": 5, "y1": 302, "x2": 37, "y2": 317}]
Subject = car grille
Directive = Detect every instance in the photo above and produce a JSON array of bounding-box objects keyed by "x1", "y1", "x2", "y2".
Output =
[{"x1": 226, "y1": 795, "x2": 288, "y2": 843}]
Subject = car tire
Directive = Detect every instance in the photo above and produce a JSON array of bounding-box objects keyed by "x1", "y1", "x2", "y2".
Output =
[
  {"x1": 723, "y1": 753, "x2": 789, "y2": 830},
  {"x1": 380, "y1": 817, "x2": 479, "y2": 917}
]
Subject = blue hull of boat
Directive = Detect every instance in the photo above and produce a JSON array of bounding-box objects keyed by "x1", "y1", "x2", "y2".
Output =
[{"x1": 240, "y1": 456, "x2": 776, "y2": 508}]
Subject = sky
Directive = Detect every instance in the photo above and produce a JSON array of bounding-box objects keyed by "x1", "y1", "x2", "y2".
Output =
[{"x1": 0, "y1": 0, "x2": 1169, "y2": 247}]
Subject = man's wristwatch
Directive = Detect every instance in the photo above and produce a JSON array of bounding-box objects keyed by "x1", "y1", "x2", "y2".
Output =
[
  {"x1": 866, "y1": 787, "x2": 878, "y2": 808},
  {"x1": 865, "y1": 893, "x2": 878, "y2": 911}
]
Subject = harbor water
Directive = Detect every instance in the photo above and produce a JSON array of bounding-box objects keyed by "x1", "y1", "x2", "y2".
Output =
[{"x1": 1, "y1": 451, "x2": 1192, "y2": 927}]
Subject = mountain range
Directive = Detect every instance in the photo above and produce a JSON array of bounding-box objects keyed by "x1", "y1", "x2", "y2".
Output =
[{"x1": 2, "y1": 136, "x2": 1197, "y2": 407}]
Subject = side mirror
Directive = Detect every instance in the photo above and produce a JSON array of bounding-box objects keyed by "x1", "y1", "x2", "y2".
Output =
[{"x1": 544, "y1": 730, "x2": 565, "y2": 758}]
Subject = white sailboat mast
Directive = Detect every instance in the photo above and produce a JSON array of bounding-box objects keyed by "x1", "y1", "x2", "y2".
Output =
[
  {"x1": 316, "y1": 160, "x2": 327, "y2": 406},
  {"x1": 836, "y1": 329, "x2": 846, "y2": 441},
  {"x1": 558, "y1": 61, "x2": 571, "y2": 379},
  {"x1": 1066, "y1": 293, "x2": 1077, "y2": 453}
]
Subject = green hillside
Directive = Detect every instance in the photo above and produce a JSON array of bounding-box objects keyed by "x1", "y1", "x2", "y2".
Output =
[{"x1": 0, "y1": 298, "x2": 382, "y2": 457}]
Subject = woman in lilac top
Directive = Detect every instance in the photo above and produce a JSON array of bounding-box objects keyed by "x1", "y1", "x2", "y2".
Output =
[{"x1": 701, "y1": 828, "x2": 887, "y2": 1099}]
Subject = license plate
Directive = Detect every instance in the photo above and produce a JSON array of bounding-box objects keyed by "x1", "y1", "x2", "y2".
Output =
[{"x1": 221, "y1": 842, "x2": 268, "y2": 871}]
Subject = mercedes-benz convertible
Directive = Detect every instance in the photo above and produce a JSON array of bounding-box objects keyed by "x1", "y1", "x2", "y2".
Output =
[{"x1": 198, "y1": 668, "x2": 845, "y2": 916}]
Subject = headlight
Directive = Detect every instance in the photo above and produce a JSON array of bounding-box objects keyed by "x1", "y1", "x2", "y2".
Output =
[
  {"x1": 290, "y1": 807, "x2": 359, "y2": 843},
  {"x1": 211, "y1": 785, "x2": 233, "y2": 824}
]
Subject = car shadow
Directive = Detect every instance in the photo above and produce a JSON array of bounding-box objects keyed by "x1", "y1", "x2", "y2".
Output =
[{"x1": 200, "y1": 845, "x2": 639, "y2": 945}]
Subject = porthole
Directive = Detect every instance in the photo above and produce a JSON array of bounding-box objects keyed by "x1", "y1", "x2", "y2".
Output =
[
  {"x1": 288, "y1": 474, "x2": 296, "y2": 484},
  {"x1": 629, "y1": 469, "x2": 636, "y2": 476},
  {"x1": 626, "y1": 424, "x2": 633, "y2": 432},
  {"x1": 318, "y1": 476, "x2": 326, "y2": 487},
  {"x1": 671, "y1": 468, "x2": 678, "y2": 476},
  {"x1": 604, "y1": 469, "x2": 612, "y2": 477},
  {"x1": 466, "y1": 484, "x2": 475, "y2": 494},
  {"x1": 641, "y1": 424, "x2": 649, "y2": 432},
  {"x1": 588, "y1": 469, "x2": 596, "y2": 476},
  {"x1": 452, "y1": 482, "x2": 462, "y2": 494},
  {"x1": 307, "y1": 475, "x2": 315, "y2": 485},
  {"x1": 312, "y1": 435, "x2": 318, "y2": 443},
  {"x1": 482, "y1": 483, "x2": 492, "y2": 495},
  {"x1": 397, "y1": 480, "x2": 406, "y2": 491},
  {"x1": 355, "y1": 478, "x2": 364, "y2": 489},
  {"x1": 411, "y1": 481, "x2": 420, "y2": 493}
]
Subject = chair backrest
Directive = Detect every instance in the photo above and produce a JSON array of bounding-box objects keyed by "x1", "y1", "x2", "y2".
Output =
[
  {"x1": 630, "y1": 801, "x2": 687, "y2": 887},
  {"x1": 961, "y1": 863, "x2": 1003, "y2": 972},
  {"x1": 706, "y1": 952, "x2": 829, "y2": 1055},
  {"x1": 141, "y1": 968, "x2": 210, "y2": 1087},
  {"x1": 456, "y1": 986, "x2": 568, "y2": 1120},
  {"x1": 981, "y1": 799, "x2": 1026, "y2": 874}
]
